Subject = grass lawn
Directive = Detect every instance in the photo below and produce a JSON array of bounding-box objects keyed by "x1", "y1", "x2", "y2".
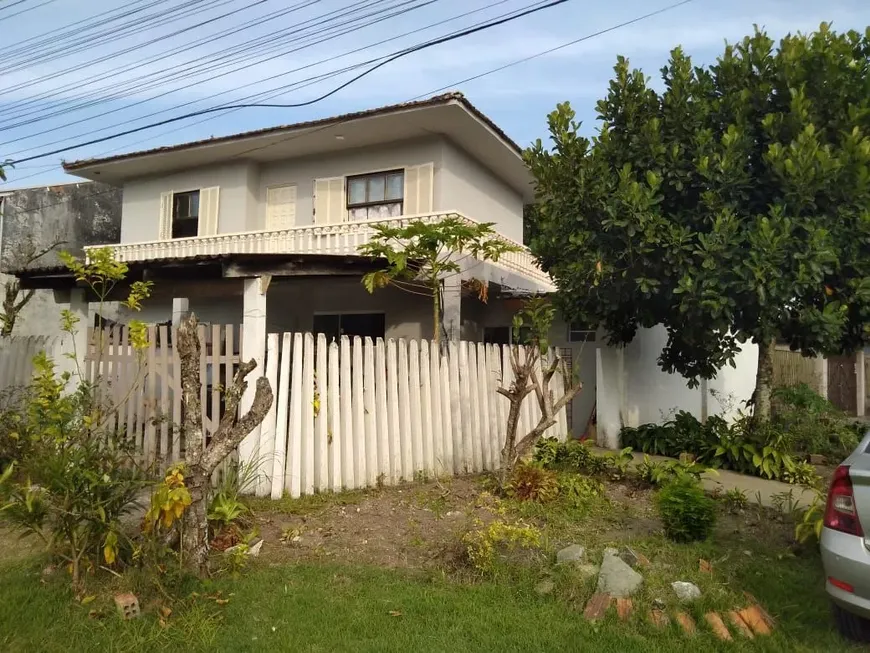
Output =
[{"x1": 0, "y1": 475, "x2": 858, "y2": 652}]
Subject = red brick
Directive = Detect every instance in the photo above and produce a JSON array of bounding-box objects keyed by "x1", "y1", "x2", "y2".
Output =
[
  {"x1": 705, "y1": 612, "x2": 732, "y2": 641},
  {"x1": 728, "y1": 611, "x2": 754, "y2": 639},
  {"x1": 739, "y1": 606, "x2": 772, "y2": 635},
  {"x1": 583, "y1": 593, "x2": 611, "y2": 622},
  {"x1": 649, "y1": 609, "x2": 670, "y2": 628},
  {"x1": 675, "y1": 611, "x2": 696, "y2": 635},
  {"x1": 616, "y1": 598, "x2": 633, "y2": 621}
]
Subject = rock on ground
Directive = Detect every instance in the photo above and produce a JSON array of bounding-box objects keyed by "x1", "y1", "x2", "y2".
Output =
[
  {"x1": 672, "y1": 581, "x2": 702, "y2": 601},
  {"x1": 556, "y1": 544, "x2": 586, "y2": 564},
  {"x1": 596, "y1": 551, "x2": 643, "y2": 598}
]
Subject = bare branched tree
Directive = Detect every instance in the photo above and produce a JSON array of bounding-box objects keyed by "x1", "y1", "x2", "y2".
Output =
[
  {"x1": 176, "y1": 312, "x2": 273, "y2": 575},
  {"x1": 497, "y1": 298, "x2": 582, "y2": 487}
]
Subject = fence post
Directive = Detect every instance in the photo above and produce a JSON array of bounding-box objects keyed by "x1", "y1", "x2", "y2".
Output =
[
  {"x1": 239, "y1": 277, "x2": 268, "y2": 471},
  {"x1": 857, "y1": 350, "x2": 866, "y2": 418}
]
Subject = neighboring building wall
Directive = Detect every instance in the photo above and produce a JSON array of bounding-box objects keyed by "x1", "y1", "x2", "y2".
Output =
[
  {"x1": 117, "y1": 136, "x2": 525, "y2": 243},
  {"x1": 440, "y1": 141, "x2": 524, "y2": 242},
  {"x1": 595, "y1": 324, "x2": 759, "y2": 449},
  {"x1": 0, "y1": 182, "x2": 122, "y2": 337}
]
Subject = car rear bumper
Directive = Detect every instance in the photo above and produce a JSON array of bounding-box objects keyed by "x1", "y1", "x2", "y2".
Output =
[{"x1": 821, "y1": 526, "x2": 870, "y2": 619}]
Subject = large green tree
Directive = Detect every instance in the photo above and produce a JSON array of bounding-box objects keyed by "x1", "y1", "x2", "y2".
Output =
[{"x1": 525, "y1": 24, "x2": 870, "y2": 421}]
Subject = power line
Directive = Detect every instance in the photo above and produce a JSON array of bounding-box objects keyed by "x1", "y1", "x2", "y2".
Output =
[
  {"x1": 3, "y1": 0, "x2": 696, "y2": 205},
  {"x1": 0, "y1": 0, "x2": 178, "y2": 66},
  {"x1": 0, "y1": 0, "x2": 423, "y2": 138},
  {"x1": 4, "y1": 0, "x2": 516, "y2": 176},
  {"x1": 9, "y1": 0, "x2": 570, "y2": 165},
  {"x1": 0, "y1": 0, "x2": 58, "y2": 23},
  {"x1": 0, "y1": 0, "x2": 314, "y2": 115}
]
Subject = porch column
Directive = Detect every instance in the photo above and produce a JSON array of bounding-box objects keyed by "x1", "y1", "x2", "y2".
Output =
[
  {"x1": 171, "y1": 297, "x2": 189, "y2": 327},
  {"x1": 238, "y1": 275, "x2": 269, "y2": 476},
  {"x1": 441, "y1": 275, "x2": 461, "y2": 342}
]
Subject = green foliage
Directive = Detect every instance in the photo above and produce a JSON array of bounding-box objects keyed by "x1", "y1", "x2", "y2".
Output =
[
  {"x1": 532, "y1": 437, "x2": 633, "y2": 480},
  {"x1": 622, "y1": 412, "x2": 803, "y2": 482},
  {"x1": 505, "y1": 462, "x2": 559, "y2": 503},
  {"x1": 462, "y1": 518, "x2": 542, "y2": 573},
  {"x1": 656, "y1": 477, "x2": 717, "y2": 543},
  {"x1": 795, "y1": 490, "x2": 825, "y2": 543},
  {"x1": 143, "y1": 465, "x2": 192, "y2": 534},
  {"x1": 208, "y1": 493, "x2": 248, "y2": 526},
  {"x1": 720, "y1": 487, "x2": 750, "y2": 512},
  {"x1": 556, "y1": 472, "x2": 603, "y2": 507},
  {"x1": 526, "y1": 24, "x2": 870, "y2": 391},
  {"x1": 358, "y1": 217, "x2": 519, "y2": 341},
  {"x1": 636, "y1": 454, "x2": 708, "y2": 487},
  {"x1": 511, "y1": 296, "x2": 556, "y2": 354},
  {"x1": 772, "y1": 383, "x2": 862, "y2": 458},
  {"x1": 0, "y1": 354, "x2": 150, "y2": 587}
]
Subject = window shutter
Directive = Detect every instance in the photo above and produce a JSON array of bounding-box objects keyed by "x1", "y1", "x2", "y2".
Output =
[
  {"x1": 313, "y1": 177, "x2": 346, "y2": 224},
  {"x1": 198, "y1": 186, "x2": 220, "y2": 236},
  {"x1": 158, "y1": 192, "x2": 173, "y2": 240},
  {"x1": 403, "y1": 162, "x2": 434, "y2": 216},
  {"x1": 266, "y1": 184, "x2": 297, "y2": 230}
]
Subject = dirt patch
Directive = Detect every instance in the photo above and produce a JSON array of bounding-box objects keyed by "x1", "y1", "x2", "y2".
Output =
[{"x1": 254, "y1": 477, "x2": 496, "y2": 569}]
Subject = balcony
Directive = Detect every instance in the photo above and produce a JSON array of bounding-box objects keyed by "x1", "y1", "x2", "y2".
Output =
[{"x1": 85, "y1": 212, "x2": 555, "y2": 291}]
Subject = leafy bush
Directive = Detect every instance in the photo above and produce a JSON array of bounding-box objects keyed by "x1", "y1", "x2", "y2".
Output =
[
  {"x1": 656, "y1": 477, "x2": 717, "y2": 543},
  {"x1": 0, "y1": 354, "x2": 152, "y2": 589},
  {"x1": 636, "y1": 455, "x2": 708, "y2": 487},
  {"x1": 557, "y1": 473, "x2": 603, "y2": 506},
  {"x1": 505, "y1": 462, "x2": 559, "y2": 503},
  {"x1": 772, "y1": 384, "x2": 861, "y2": 459},
  {"x1": 462, "y1": 518, "x2": 542, "y2": 573}
]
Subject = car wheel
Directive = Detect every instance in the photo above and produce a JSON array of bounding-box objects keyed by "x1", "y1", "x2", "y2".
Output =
[{"x1": 833, "y1": 602, "x2": 870, "y2": 642}]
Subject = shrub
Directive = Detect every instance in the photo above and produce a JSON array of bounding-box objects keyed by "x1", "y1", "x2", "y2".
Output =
[
  {"x1": 462, "y1": 518, "x2": 542, "y2": 573},
  {"x1": 637, "y1": 455, "x2": 708, "y2": 487},
  {"x1": 656, "y1": 477, "x2": 716, "y2": 542},
  {"x1": 505, "y1": 463, "x2": 559, "y2": 503},
  {"x1": 0, "y1": 354, "x2": 152, "y2": 589},
  {"x1": 557, "y1": 473, "x2": 603, "y2": 506},
  {"x1": 772, "y1": 383, "x2": 861, "y2": 459}
]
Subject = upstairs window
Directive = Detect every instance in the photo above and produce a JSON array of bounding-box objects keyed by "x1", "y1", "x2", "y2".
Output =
[
  {"x1": 172, "y1": 190, "x2": 200, "y2": 239},
  {"x1": 346, "y1": 170, "x2": 403, "y2": 221}
]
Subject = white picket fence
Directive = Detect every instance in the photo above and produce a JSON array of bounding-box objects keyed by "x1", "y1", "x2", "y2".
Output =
[
  {"x1": 0, "y1": 327, "x2": 572, "y2": 497},
  {"x1": 251, "y1": 333, "x2": 569, "y2": 499},
  {"x1": 0, "y1": 334, "x2": 67, "y2": 391}
]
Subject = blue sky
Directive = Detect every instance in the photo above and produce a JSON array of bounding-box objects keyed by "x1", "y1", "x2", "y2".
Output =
[{"x1": 0, "y1": 0, "x2": 867, "y2": 188}]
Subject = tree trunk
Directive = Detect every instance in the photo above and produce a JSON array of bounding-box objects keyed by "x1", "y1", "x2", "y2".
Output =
[
  {"x1": 175, "y1": 313, "x2": 273, "y2": 576},
  {"x1": 752, "y1": 338, "x2": 775, "y2": 423},
  {"x1": 432, "y1": 279, "x2": 440, "y2": 346},
  {"x1": 181, "y1": 467, "x2": 211, "y2": 575}
]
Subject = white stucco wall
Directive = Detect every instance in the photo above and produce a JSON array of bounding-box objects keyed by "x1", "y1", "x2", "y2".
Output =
[
  {"x1": 596, "y1": 325, "x2": 759, "y2": 449},
  {"x1": 121, "y1": 161, "x2": 258, "y2": 243},
  {"x1": 440, "y1": 141, "x2": 524, "y2": 242},
  {"x1": 117, "y1": 136, "x2": 525, "y2": 243},
  {"x1": 256, "y1": 138, "x2": 445, "y2": 229}
]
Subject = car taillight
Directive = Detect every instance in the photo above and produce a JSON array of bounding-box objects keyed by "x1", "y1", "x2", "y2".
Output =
[{"x1": 824, "y1": 465, "x2": 864, "y2": 536}]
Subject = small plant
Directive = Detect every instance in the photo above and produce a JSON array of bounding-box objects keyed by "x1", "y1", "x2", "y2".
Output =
[
  {"x1": 782, "y1": 460, "x2": 822, "y2": 489},
  {"x1": 636, "y1": 455, "x2": 708, "y2": 487},
  {"x1": 505, "y1": 462, "x2": 559, "y2": 503},
  {"x1": 656, "y1": 477, "x2": 716, "y2": 543},
  {"x1": 557, "y1": 473, "x2": 603, "y2": 506},
  {"x1": 721, "y1": 487, "x2": 749, "y2": 512},
  {"x1": 144, "y1": 465, "x2": 192, "y2": 535},
  {"x1": 795, "y1": 490, "x2": 825, "y2": 543},
  {"x1": 462, "y1": 518, "x2": 542, "y2": 573},
  {"x1": 208, "y1": 493, "x2": 248, "y2": 526}
]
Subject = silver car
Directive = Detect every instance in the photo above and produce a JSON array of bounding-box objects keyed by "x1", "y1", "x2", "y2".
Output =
[{"x1": 821, "y1": 430, "x2": 870, "y2": 642}]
